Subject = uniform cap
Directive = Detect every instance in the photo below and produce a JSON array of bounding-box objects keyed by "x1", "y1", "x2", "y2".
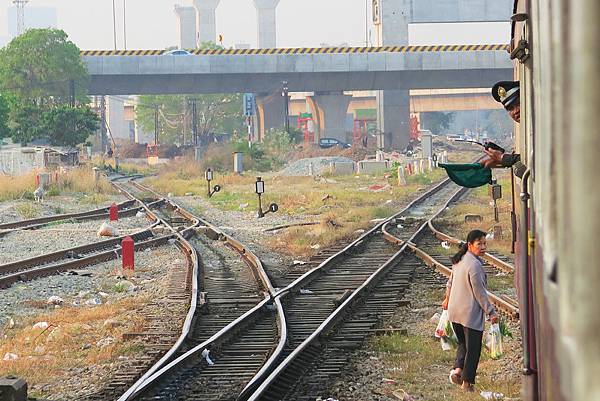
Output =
[{"x1": 491, "y1": 81, "x2": 520, "y2": 108}]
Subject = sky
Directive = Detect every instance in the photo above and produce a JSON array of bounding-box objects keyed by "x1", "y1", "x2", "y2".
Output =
[{"x1": 0, "y1": 0, "x2": 509, "y2": 49}]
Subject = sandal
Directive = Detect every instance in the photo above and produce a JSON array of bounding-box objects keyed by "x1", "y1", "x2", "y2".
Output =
[{"x1": 449, "y1": 369, "x2": 463, "y2": 385}]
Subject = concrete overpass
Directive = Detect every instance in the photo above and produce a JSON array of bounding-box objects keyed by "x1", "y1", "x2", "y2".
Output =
[
  {"x1": 84, "y1": 45, "x2": 512, "y2": 148},
  {"x1": 83, "y1": 45, "x2": 511, "y2": 95}
]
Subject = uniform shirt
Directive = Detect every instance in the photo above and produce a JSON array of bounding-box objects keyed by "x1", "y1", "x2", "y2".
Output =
[{"x1": 446, "y1": 251, "x2": 496, "y2": 331}]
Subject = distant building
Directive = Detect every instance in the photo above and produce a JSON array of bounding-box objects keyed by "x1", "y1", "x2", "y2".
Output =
[{"x1": 7, "y1": 6, "x2": 57, "y2": 39}]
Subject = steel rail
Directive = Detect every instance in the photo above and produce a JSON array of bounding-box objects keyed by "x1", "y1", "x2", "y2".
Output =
[
  {"x1": 116, "y1": 180, "x2": 287, "y2": 401},
  {"x1": 428, "y1": 220, "x2": 515, "y2": 273},
  {"x1": 244, "y1": 177, "x2": 457, "y2": 401},
  {"x1": 381, "y1": 187, "x2": 519, "y2": 319}
]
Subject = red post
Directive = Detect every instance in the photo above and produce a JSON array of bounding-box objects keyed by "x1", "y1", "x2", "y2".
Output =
[
  {"x1": 121, "y1": 236, "x2": 134, "y2": 270},
  {"x1": 35, "y1": 174, "x2": 40, "y2": 187},
  {"x1": 407, "y1": 163, "x2": 413, "y2": 175},
  {"x1": 109, "y1": 203, "x2": 119, "y2": 221}
]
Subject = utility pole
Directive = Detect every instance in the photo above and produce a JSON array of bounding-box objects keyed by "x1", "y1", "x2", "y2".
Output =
[
  {"x1": 100, "y1": 96, "x2": 108, "y2": 154},
  {"x1": 154, "y1": 105, "x2": 160, "y2": 146},
  {"x1": 112, "y1": 0, "x2": 118, "y2": 50},
  {"x1": 123, "y1": 0, "x2": 127, "y2": 50},
  {"x1": 282, "y1": 81, "x2": 289, "y2": 135},
  {"x1": 13, "y1": 0, "x2": 29, "y2": 36},
  {"x1": 190, "y1": 99, "x2": 198, "y2": 146}
]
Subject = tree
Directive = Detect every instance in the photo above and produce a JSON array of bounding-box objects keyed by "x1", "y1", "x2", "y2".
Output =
[
  {"x1": 421, "y1": 112, "x2": 456, "y2": 135},
  {"x1": 42, "y1": 105, "x2": 99, "y2": 147},
  {"x1": 0, "y1": 29, "x2": 88, "y2": 104},
  {"x1": 8, "y1": 103, "x2": 45, "y2": 144},
  {"x1": 0, "y1": 93, "x2": 13, "y2": 140},
  {"x1": 136, "y1": 93, "x2": 244, "y2": 146}
]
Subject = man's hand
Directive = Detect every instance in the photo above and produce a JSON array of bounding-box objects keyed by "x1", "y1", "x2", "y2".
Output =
[{"x1": 481, "y1": 149, "x2": 504, "y2": 168}]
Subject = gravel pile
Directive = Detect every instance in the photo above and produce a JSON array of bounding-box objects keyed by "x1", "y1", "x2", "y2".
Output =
[
  {"x1": 0, "y1": 244, "x2": 187, "y2": 400},
  {"x1": 278, "y1": 156, "x2": 355, "y2": 176},
  {"x1": 0, "y1": 215, "x2": 152, "y2": 265}
]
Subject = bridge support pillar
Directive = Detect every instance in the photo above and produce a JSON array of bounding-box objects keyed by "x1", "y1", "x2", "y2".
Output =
[
  {"x1": 306, "y1": 92, "x2": 352, "y2": 142},
  {"x1": 174, "y1": 5, "x2": 197, "y2": 49},
  {"x1": 377, "y1": 89, "x2": 410, "y2": 150},
  {"x1": 256, "y1": 93, "x2": 286, "y2": 141},
  {"x1": 193, "y1": 0, "x2": 221, "y2": 45},
  {"x1": 252, "y1": 0, "x2": 280, "y2": 48}
]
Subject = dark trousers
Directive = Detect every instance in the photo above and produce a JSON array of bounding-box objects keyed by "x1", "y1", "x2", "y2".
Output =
[{"x1": 452, "y1": 322, "x2": 483, "y2": 384}]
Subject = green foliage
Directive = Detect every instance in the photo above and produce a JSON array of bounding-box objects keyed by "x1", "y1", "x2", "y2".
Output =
[
  {"x1": 42, "y1": 105, "x2": 99, "y2": 146},
  {"x1": 0, "y1": 29, "x2": 88, "y2": 104},
  {"x1": 0, "y1": 93, "x2": 14, "y2": 139},
  {"x1": 0, "y1": 29, "x2": 94, "y2": 146},
  {"x1": 136, "y1": 93, "x2": 244, "y2": 146},
  {"x1": 8, "y1": 102, "x2": 44, "y2": 144},
  {"x1": 421, "y1": 112, "x2": 456, "y2": 135}
]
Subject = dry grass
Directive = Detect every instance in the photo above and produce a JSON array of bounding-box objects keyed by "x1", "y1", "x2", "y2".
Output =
[
  {"x1": 0, "y1": 172, "x2": 37, "y2": 201},
  {"x1": 370, "y1": 330, "x2": 522, "y2": 400},
  {"x1": 436, "y1": 170, "x2": 514, "y2": 256},
  {"x1": 58, "y1": 168, "x2": 114, "y2": 194},
  {"x1": 14, "y1": 203, "x2": 42, "y2": 219},
  {"x1": 0, "y1": 297, "x2": 148, "y2": 386}
]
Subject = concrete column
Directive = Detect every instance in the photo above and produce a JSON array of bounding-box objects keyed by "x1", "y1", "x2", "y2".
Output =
[
  {"x1": 252, "y1": 0, "x2": 280, "y2": 48},
  {"x1": 375, "y1": 0, "x2": 411, "y2": 150},
  {"x1": 376, "y1": 89, "x2": 410, "y2": 150},
  {"x1": 255, "y1": 93, "x2": 286, "y2": 141},
  {"x1": 193, "y1": 0, "x2": 221, "y2": 45},
  {"x1": 306, "y1": 92, "x2": 352, "y2": 142},
  {"x1": 174, "y1": 5, "x2": 197, "y2": 49},
  {"x1": 107, "y1": 97, "x2": 128, "y2": 141}
]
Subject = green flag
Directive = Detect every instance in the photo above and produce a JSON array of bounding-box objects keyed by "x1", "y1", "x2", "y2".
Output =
[{"x1": 439, "y1": 163, "x2": 492, "y2": 188}]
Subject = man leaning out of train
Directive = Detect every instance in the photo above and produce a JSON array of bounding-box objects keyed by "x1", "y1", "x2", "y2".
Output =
[
  {"x1": 442, "y1": 229, "x2": 498, "y2": 392},
  {"x1": 481, "y1": 80, "x2": 527, "y2": 178}
]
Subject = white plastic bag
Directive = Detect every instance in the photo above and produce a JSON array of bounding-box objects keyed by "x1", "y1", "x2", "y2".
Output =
[
  {"x1": 97, "y1": 221, "x2": 118, "y2": 237},
  {"x1": 435, "y1": 310, "x2": 458, "y2": 350},
  {"x1": 486, "y1": 323, "x2": 503, "y2": 359}
]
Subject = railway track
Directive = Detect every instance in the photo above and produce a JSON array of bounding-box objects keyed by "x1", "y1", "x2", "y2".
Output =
[
  {"x1": 111, "y1": 181, "x2": 287, "y2": 401},
  {"x1": 381, "y1": 187, "x2": 519, "y2": 319},
  {"x1": 243, "y1": 178, "x2": 476, "y2": 401}
]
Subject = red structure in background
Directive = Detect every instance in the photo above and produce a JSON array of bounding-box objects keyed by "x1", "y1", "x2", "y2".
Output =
[
  {"x1": 121, "y1": 236, "x2": 134, "y2": 270},
  {"x1": 297, "y1": 113, "x2": 314, "y2": 144},
  {"x1": 410, "y1": 115, "x2": 421, "y2": 142},
  {"x1": 146, "y1": 144, "x2": 159, "y2": 158},
  {"x1": 109, "y1": 203, "x2": 119, "y2": 221},
  {"x1": 353, "y1": 118, "x2": 376, "y2": 147}
]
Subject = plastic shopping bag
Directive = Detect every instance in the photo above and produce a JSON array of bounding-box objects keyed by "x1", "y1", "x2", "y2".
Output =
[
  {"x1": 435, "y1": 310, "x2": 458, "y2": 350},
  {"x1": 486, "y1": 323, "x2": 503, "y2": 359}
]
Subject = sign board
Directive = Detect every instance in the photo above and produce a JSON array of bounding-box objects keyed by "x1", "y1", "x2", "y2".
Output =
[{"x1": 243, "y1": 93, "x2": 256, "y2": 116}]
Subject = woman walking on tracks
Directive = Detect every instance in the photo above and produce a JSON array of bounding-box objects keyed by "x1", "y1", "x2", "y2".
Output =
[{"x1": 442, "y1": 229, "x2": 498, "y2": 392}]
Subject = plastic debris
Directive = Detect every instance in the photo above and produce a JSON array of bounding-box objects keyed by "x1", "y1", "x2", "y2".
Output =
[
  {"x1": 135, "y1": 210, "x2": 146, "y2": 218},
  {"x1": 481, "y1": 391, "x2": 505, "y2": 400},
  {"x1": 397, "y1": 224, "x2": 404, "y2": 229},
  {"x1": 382, "y1": 378, "x2": 397, "y2": 384},
  {"x1": 184, "y1": 192, "x2": 194, "y2": 196},
  {"x1": 3, "y1": 352, "x2": 18, "y2": 361},
  {"x1": 429, "y1": 312, "x2": 441, "y2": 323},
  {"x1": 46, "y1": 296, "x2": 64, "y2": 305},
  {"x1": 386, "y1": 199, "x2": 393, "y2": 204},
  {"x1": 201, "y1": 348, "x2": 215, "y2": 365},
  {"x1": 310, "y1": 244, "x2": 321, "y2": 249},
  {"x1": 292, "y1": 260, "x2": 307, "y2": 265},
  {"x1": 239, "y1": 203, "x2": 249, "y2": 210},
  {"x1": 6, "y1": 317, "x2": 15, "y2": 329},
  {"x1": 85, "y1": 298, "x2": 103, "y2": 306},
  {"x1": 97, "y1": 221, "x2": 118, "y2": 237},
  {"x1": 486, "y1": 233, "x2": 494, "y2": 240},
  {"x1": 33, "y1": 322, "x2": 49, "y2": 330},
  {"x1": 299, "y1": 288, "x2": 314, "y2": 295},
  {"x1": 392, "y1": 389, "x2": 415, "y2": 401},
  {"x1": 441, "y1": 241, "x2": 451, "y2": 250},
  {"x1": 96, "y1": 337, "x2": 115, "y2": 348},
  {"x1": 354, "y1": 229, "x2": 366, "y2": 235},
  {"x1": 167, "y1": 193, "x2": 173, "y2": 197}
]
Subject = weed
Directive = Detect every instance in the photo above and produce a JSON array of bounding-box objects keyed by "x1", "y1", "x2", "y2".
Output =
[{"x1": 15, "y1": 203, "x2": 41, "y2": 219}]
